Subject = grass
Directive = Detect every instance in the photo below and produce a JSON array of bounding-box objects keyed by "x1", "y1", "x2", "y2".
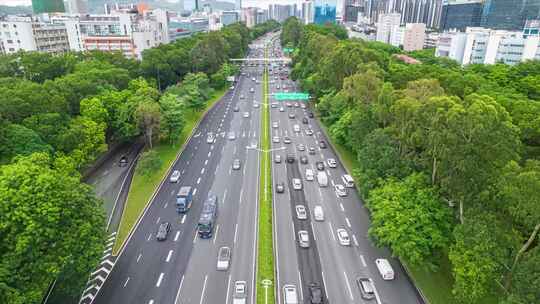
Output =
[
  {"x1": 112, "y1": 88, "x2": 226, "y2": 255},
  {"x1": 256, "y1": 49, "x2": 276, "y2": 304}
]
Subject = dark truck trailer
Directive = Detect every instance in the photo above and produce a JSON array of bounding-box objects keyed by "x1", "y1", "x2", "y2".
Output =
[
  {"x1": 198, "y1": 194, "x2": 218, "y2": 238},
  {"x1": 176, "y1": 186, "x2": 193, "y2": 213}
]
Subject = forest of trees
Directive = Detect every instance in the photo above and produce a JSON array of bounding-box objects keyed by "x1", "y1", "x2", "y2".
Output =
[
  {"x1": 0, "y1": 20, "x2": 279, "y2": 304},
  {"x1": 282, "y1": 17, "x2": 540, "y2": 304}
]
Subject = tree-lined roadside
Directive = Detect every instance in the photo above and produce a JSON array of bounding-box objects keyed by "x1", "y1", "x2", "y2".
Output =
[{"x1": 282, "y1": 16, "x2": 540, "y2": 304}]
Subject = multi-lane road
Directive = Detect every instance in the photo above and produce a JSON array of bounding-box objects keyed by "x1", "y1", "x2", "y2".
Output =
[{"x1": 91, "y1": 32, "x2": 422, "y2": 304}]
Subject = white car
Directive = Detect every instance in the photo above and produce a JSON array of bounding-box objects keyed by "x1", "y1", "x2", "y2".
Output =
[
  {"x1": 233, "y1": 281, "x2": 247, "y2": 303},
  {"x1": 279, "y1": 107, "x2": 285, "y2": 112},
  {"x1": 274, "y1": 154, "x2": 282, "y2": 163},
  {"x1": 327, "y1": 158, "x2": 338, "y2": 168},
  {"x1": 295, "y1": 205, "x2": 307, "y2": 220},
  {"x1": 293, "y1": 124, "x2": 300, "y2": 133},
  {"x1": 305, "y1": 169, "x2": 314, "y2": 181},
  {"x1": 335, "y1": 184, "x2": 347, "y2": 197},
  {"x1": 272, "y1": 122, "x2": 279, "y2": 128},
  {"x1": 250, "y1": 88, "x2": 255, "y2": 93},
  {"x1": 243, "y1": 112, "x2": 250, "y2": 118},
  {"x1": 272, "y1": 136, "x2": 280, "y2": 143},
  {"x1": 228, "y1": 132, "x2": 236, "y2": 140},
  {"x1": 337, "y1": 229, "x2": 351, "y2": 246},
  {"x1": 313, "y1": 205, "x2": 324, "y2": 221},
  {"x1": 253, "y1": 103, "x2": 259, "y2": 108},
  {"x1": 207, "y1": 133, "x2": 215, "y2": 144},
  {"x1": 292, "y1": 178, "x2": 302, "y2": 190},
  {"x1": 217, "y1": 246, "x2": 231, "y2": 271},
  {"x1": 298, "y1": 230, "x2": 310, "y2": 248},
  {"x1": 169, "y1": 170, "x2": 181, "y2": 183}
]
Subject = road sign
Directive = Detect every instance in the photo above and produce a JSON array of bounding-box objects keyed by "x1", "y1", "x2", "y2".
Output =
[
  {"x1": 273, "y1": 92, "x2": 310, "y2": 101},
  {"x1": 283, "y1": 48, "x2": 295, "y2": 53}
]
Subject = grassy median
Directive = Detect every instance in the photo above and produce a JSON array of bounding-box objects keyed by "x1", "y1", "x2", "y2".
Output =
[
  {"x1": 256, "y1": 47, "x2": 276, "y2": 304},
  {"x1": 112, "y1": 89, "x2": 226, "y2": 255}
]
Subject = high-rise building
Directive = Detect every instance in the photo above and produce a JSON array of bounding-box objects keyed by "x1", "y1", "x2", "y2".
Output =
[
  {"x1": 236, "y1": 0, "x2": 242, "y2": 10},
  {"x1": 403, "y1": 22, "x2": 426, "y2": 51},
  {"x1": 376, "y1": 12, "x2": 401, "y2": 44},
  {"x1": 440, "y1": 0, "x2": 483, "y2": 31},
  {"x1": 242, "y1": 7, "x2": 258, "y2": 27},
  {"x1": 66, "y1": 0, "x2": 87, "y2": 14},
  {"x1": 302, "y1": 0, "x2": 315, "y2": 24},
  {"x1": 480, "y1": 0, "x2": 540, "y2": 31},
  {"x1": 366, "y1": 0, "x2": 443, "y2": 28},
  {"x1": 314, "y1": 0, "x2": 337, "y2": 24},
  {"x1": 343, "y1": 0, "x2": 365, "y2": 23},
  {"x1": 523, "y1": 19, "x2": 540, "y2": 38},
  {"x1": 221, "y1": 11, "x2": 239, "y2": 26},
  {"x1": 32, "y1": 0, "x2": 65, "y2": 14},
  {"x1": 269, "y1": 4, "x2": 295, "y2": 22}
]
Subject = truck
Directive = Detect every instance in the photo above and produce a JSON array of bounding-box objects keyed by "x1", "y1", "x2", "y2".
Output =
[
  {"x1": 176, "y1": 186, "x2": 193, "y2": 213},
  {"x1": 317, "y1": 171, "x2": 328, "y2": 187},
  {"x1": 198, "y1": 194, "x2": 218, "y2": 238}
]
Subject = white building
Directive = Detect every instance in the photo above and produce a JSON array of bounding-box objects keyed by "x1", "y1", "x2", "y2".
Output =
[
  {"x1": 424, "y1": 31, "x2": 439, "y2": 49},
  {"x1": 403, "y1": 23, "x2": 426, "y2": 51},
  {"x1": 241, "y1": 7, "x2": 258, "y2": 28},
  {"x1": 301, "y1": 0, "x2": 314, "y2": 24},
  {"x1": 376, "y1": 13, "x2": 401, "y2": 46},
  {"x1": 66, "y1": 0, "x2": 87, "y2": 14},
  {"x1": 436, "y1": 27, "x2": 540, "y2": 65}
]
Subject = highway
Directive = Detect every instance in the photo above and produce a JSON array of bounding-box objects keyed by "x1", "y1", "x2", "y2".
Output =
[
  {"x1": 268, "y1": 38, "x2": 422, "y2": 304},
  {"x1": 93, "y1": 35, "x2": 268, "y2": 304}
]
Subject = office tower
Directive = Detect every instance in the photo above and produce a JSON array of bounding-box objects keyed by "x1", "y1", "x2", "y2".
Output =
[
  {"x1": 366, "y1": 0, "x2": 443, "y2": 28},
  {"x1": 221, "y1": 11, "x2": 240, "y2": 26},
  {"x1": 343, "y1": 0, "x2": 365, "y2": 23},
  {"x1": 440, "y1": 0, "x2": 483, "y2": 31},
  {"x1": 242, "y1": 7, "x2": 258, "y2": 27},
  {"x1": 314, "y1": 0, "x2": 337, "y2": 24},
  {"x1": 32, "y1": 0, "x2": 65, "y2": 14},
  {"x1": 302, "y1": 0, "x2": 315, "y2": 24},
  {"x1": 481, "y1": 0, "x2": 540, "y2": 31},
  {"x1": 523, "y1": 19, "x2": 540, "y2": 38},
  {"x1": 268, "y1": 4, "x2": 295, "y2": 22},
  {"x1": 66, "y1": 0, "x2": 87, "y2": 14},
  {"x1": 376, "y1": 12, "x2": 401, "y2": 44}
]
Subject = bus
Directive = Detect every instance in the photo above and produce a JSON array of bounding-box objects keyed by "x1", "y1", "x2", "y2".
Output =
[{"x1": 198, "y1": 194, "x2": 218, "y2": 238}]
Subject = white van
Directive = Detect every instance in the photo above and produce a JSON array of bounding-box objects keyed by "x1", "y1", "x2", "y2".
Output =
[
  {"x1": 283, "y1": 285, "x2": 298, "y2": 304},
  {"x1": 317, "y1": 171, "x2": 328, "y2": 187},
  {"x1": 375, "y1": 258, "x2": 395, "y2": 280},
  {"x1": 313, "y1": 205, "x2": 324, "y2": 221},
  {"x1": 305, "y1": 169, "x2": 314, "y2": 181},
  {"x1": 342, "y1": 174, "x2": 355, "y2": 188},
  {"x1": 293, "y1": 124, "x2": 300, "y2": 133}
]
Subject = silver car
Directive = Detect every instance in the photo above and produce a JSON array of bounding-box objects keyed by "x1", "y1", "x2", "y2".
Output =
[
  {"x1": 216, "y1": 246, "x2": 231, "y2": 271},
  {"x1": 169, "y1": 170, "x2": 181, "y2": 183},
  {"x1": 298, "y1": 230, "x2": 310, "y2": 248},
  {"x1": 232, "y1": 159, "x2": 241, "y2": 170},
  {"x1": 295, "y1": 205, "x2": 307, "y2": 220}
]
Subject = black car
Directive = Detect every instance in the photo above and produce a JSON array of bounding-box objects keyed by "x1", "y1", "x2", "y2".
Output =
[
  {"x1": 319, "y1": 140, "x2": 327, "y2": 149},
  {"x1": 119, "y1": 155, "x2": 128, "y2": 167},
  {"x1": 156, "y1": 222, "x2": 171, "y2": 241},
  {"x1": 283, "y1": 137, "x2": 292, "y2": 144},
  {"x1": 308, "y1": 147, "x2": 316, "y2": 155},
  {"x1": 302, "y1": 117, "x2": 308, "y2": 124},
  {"x1": 309, "y1": 283, "x2": 323, "y2": 304},
  {"x1": 308, "y1": 112, "x2": 314, "y2": 118},
  {"x1": 316, "y1": 161, "x2": 325, "y2": 171},
  {"x1": 287, "y1": 154, "x2": 295, "y2": 163},
  {"x1": 276, "y1": 182, "x2": 285, "y2": 193},
  {"x1": 300, "y1": 156, "x2": 308, "y2": 164}
]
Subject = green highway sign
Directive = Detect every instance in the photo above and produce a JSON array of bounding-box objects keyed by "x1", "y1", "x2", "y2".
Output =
[
  {"x1": 283, "y1": 48, "x2": 295, "y2": 53},
  {"x1": 273, "y1": 93, "x2": 310, "y2": 101}
]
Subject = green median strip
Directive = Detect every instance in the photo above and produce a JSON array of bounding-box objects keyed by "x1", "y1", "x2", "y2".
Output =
[
  {"x1": 112, "y1": 88, "x2": 226, "y2": 255},
  {"x1": 256, "y1": 47, "x2": 276, "y2": 304}
]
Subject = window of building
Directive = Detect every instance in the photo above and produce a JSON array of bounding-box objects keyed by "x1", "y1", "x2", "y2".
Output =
[
  {"x1": 9, "y1": 48, "x2": 14, "y2": 51},
  {"x1": 7, "y1": 40, "x2": 13, "y2": 44},
  {"x1": 13, "y1": 24, "x2": 16, "y2": 28}
]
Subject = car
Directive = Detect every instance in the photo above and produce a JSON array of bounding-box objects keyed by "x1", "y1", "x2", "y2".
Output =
[
  {"x1": 300, "y1": 155, "x2": 308, "y2": 164},
  {"x1": 309, "y1": 283, "x2": 323, "y2": 304},
  {"x1": 274, "y1": 154, "x2": 282, "y2": 163},
  {"x1": 207, "y1": 132, "x2": 215, "y2": 144},
  {"x1": 272, "y1": 136, "x2": 280, "y2": 143},
  {"x1": 301, "y1": 103, "x2": 307, "y2": 109},
  {"x1": 313, "y1": 205, "x2": 324, "y2": 221},
  {"x1": 286, "y1": 102, "x2": 292, "y2": 107},
  {"x1": 335, "y1": 184, "x2": 347, "y2": 197},
  {"x1": 298, "y1": 230, "x2": 310, "y2": 248},
  {"x1": 342, "y1": 174, "x2": 355, "y2": 188},
  {"x1": 327, "y1": 158, "x2": 337, "y2": 168},
  {"x1": 319, "y1": 140, "x2": 327, "y2": 148},
  {"x1": 243, "y1": 112, "x2": 250, "y2": 118},
  {"x1": 230, "y1": 85, "x2": 235, "y2": 90},
  {"x1": 305, "y1": 129, "x2": 313, "y2": 136},
  {"x1": 251, "y1": 78, "x2": 256, "y2": 82},
  {"x1": 277, "y1": 85, "x2": 281, "y2": 89},
  {"x1": 240, "y1": 94, "x2": 245, "y2": 99},
  {"x1": 337, "y1": 228, "x2": 351, "y2": 246},
  {"x1": 308, "y1": 147, "x2": 316, "y2": 155},
  {"x1": 283, "y1": 285, "x2": 298, "y2": 304},
  {"x1": 288, "y1": 112, "x2": 296, "y2": 119},
  {"x1": 233, "y1": 281, "x2": 248, "y2": 302},
  {"x1": 295, "y1": 205, "x2": 307, "y2": 220},
  {"x1": 119, "y1": 155, "x2": 128, "y2": 167},
  {"x1": 284, "y1": 137, "x2": 292, "y2": 144},
  {"x1": 271, "y1": 103, "x2": 278, "y2": 108},
  {"x1": 356, "y1": 277, "x2": 375, "y2": 300},
  {"x1": 297, "y1": 144, "x2": 306, "y2": 151},
  {"x1": 305, "y1": 169, "x2": 314, "y2": 181},
  {"x1": 232, "y1": 159, "x2": 241, "y2": 170},
  {"x1": 292, "y1": 178, "x2": 303, "y2": 190},
  {"x1": 279, "y1": 107, "x2": 285, "y2": 112},
  {"x1": 276, "y1": 182, "x2": 285, "y2": 193},
  {"x1": 228, "y1": 132, "x2": 236, "y2": 140},
  {"x1": 156, "y1": 222, "x2": 171, "y2": 241},
  {"x1": 253, "y1": 103, "x2": 259, "y2": 108},
  {"x1": 233, "y1": 105, "x2": 240, "y2": 112},
  {"x1": 170, "y1": 170, "x2": 181, "y2": 183},
  {"x1": 308, "y1": 112, "x2": 314, "y2": 118},
  {"x1": 287, "y1": 153, "x2": 295, "y2": 163},
  {"x1": 293, "y1": 124, "x2": 301, "y2": 132},
  {"x1": 294, "y1": 102, "x2": 299, "y2": 107},
  {"x1": 316, "y1": 161, "x2": 325, "y2": 171},
  {"x1": 217, "y1": 246, "x2": 231, "y2": 271},
  {"x1": 272, "y1": 121, "x2": 279, "y2": 128},
  {"x1": 302, "y1": 117, "x2": 308, "y2": 124}
]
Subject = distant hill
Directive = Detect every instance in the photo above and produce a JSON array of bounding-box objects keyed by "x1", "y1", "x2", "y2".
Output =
[{"x1": 0, "y1": 5, "x2": 33, "y2": 16}]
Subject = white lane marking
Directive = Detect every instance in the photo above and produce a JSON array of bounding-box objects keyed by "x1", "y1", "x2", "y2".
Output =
[
  {"x1": 166, "y1": 250, "x2": 173, "y2": 262},
  {"x1": 229, "y1": 168, "x2": 232, "y2": 176},
  {"x1": 199, "y1": 275, "x2": 208, "y2": 304},
  {"x1": 193, "y1": 232, "x2": 198, "y2": 244},
  {"x1": 320, "y1": 153, "x2": 324, "y2": 159},
  {"x1": 123, "y1": 277, "x2": 130, "y2": 287},
  {"x1": 193, "y1": 188, "x2": 197, "y2": 196},
  {"x1": 343, "y1": 271, "x2": 354, "y2": 300},
  {"x1": 156, "y1": 217, "x2": 161, "y2": 224},
  {"x1": 223, "y1": 189, "x2": 228, "y2": 203},
  {"x1": 328, "y1": 222, "x2": 336, "y2": 241},
  {"x1": 225, "y1": 275, "x2": 232, "y2": 304},
  {"x1": 311, "y1": 222, "x2": 317, "y2": 241},
  {"x1": 208, "y1": 151, "x2": 212, "y2": 157},
  {"x1": 327, "y1": 170, "x2": 331, "y2": 177},
  {"x1": 239, "y1": 188, "x2": 244, "y2": 204},
  {"x1": 322, "y1": 271, "x2": 329, "y2": 301},
  {"x1": 318, "y1": 187, "x2": 323, "y2": 198},
  {"x1": 147, "y1": 233, "x2": 152, "y2": 241},
  {"x1": 164, "y1": 202, "x2": 168, "y2": 209},
  {"x1": 346, "y1": 217, "x2": 351, "y2": 228},
  {"x1": 136, "y1": 253, "x2": 142, "y2": 263},
  {"x1": 174, "y1": 275, "x2": 185, "y2": 304},
  {"x1": 331, "y1": 179, "x2": 335, "y2": 187},
  {"x1": 213, "y1": 224, "x2": 220, "y2": 244},
  {"x1": 233, "y1": 146, "x2": 237, "y2": 154},
  {"x1": 187, "y1": 160, "x2": 190, "y2": 165},
  {"x1": 181, "y1": 169, "x2": 185, "y2": 175},
  {"x1": 353, "y1": 234, "x2": 359, "y2": 247},
  {"x1": 149, "y1": 300, "x2": 154, "y2": 304},
  {"x1": 174, "y1": 231, "x2": 181, "y2": 242},
  {"x1": 372, "y1": 278, "x2": 383, "y2": 304},
  {"x1": 298, "y1": 270, "x2": 304, "y2": 300},
  {"x1": 205, "y1": 159, "x2": 208, "y2": 165},
  {"x1": 181, "y1": 214, "x2": 187, "y2": 224},
  {"x1": 156, "y1": 272, "x2": 164, "y2": 287},
  {"x1": 201, "y1": 168, "x2": 205, "y2": 174},
  {"x1": 360, "y1": 254, "x2": 367, "y2": 267},
  {"x1": 197, "y1": 177, "x2": 201, "y2": 184},
  {"x1": 234, "y1": 223, "x2": 238, "y2": 244},
  {"x1": 171, "y1": 190, "x2": 175, "y2": 195},
  {"x1": 340, "y1": 203, "x2": 345, "y2": 212},
  {"x1": 243, "y1": 163, "x2": 247, "y2": 175}
]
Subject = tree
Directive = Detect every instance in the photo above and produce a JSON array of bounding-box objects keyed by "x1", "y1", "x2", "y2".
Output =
[
  {"x1": 0, "y1": 124, "x2": 52, "y2": 163},
  {"x1": 190, "y1": 32, "x2": 229, "y2": 75},
  {"x1": 55, "y1": 117, "x2": 107, "y2": 168},
  {"x1": 80, "y1": 96, "x2": 109, "y2": 126},
  {"x1": 22, "y1": 113, "x2": 68, "y2": 147},
  {"x1": 159, "y1": 93, "x2": 186, "y2": 144},
  {"x1": 0, "y1": 153, "x2": 105, "y2": 303},
  {"x1": 281, "y1": 17, "x2": 303, "y2": 47},
  {"x1": 368, "y1": 173, "x2": 452, "y2": 266},
  {"x1": 503, "y1": 247, "x2": 540, "y2": 304},
  {"x1": 136, "y1": 149, "x2": 162, "y2": 178},
  {"x1": 341, "y1": 70, "x2": 383, "y2": 106},
  {"x1": 134, "y1": 100, "x2": 161, "y2": 149}
]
